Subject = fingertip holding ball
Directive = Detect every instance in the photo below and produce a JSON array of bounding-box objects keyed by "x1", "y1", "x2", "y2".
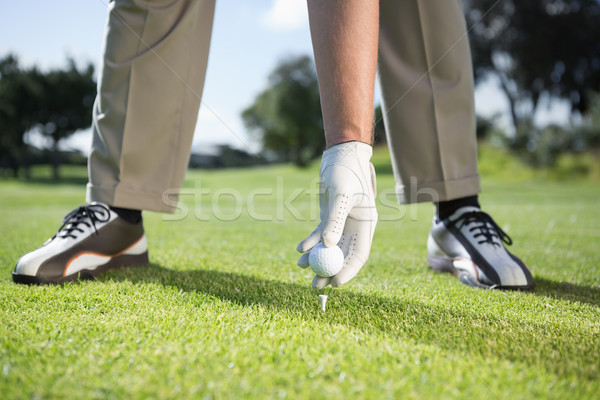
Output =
[{"x1": 309, "y1": 243, "x2": 344, "y2": 277}]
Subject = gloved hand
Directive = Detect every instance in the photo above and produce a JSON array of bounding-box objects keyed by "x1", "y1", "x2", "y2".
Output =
[{"x1": 296, "y1": 141, "x2": 378, "y2": 289}]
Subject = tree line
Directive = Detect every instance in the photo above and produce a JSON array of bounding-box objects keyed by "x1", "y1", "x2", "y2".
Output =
[
  {"x1": 0, "y1": 55, "x2": 95, "y2": 179},
  {"x1": 466, "y1": 0, "x2": 600, "y2": 166},
  {"x1": 1, "y1": 0, "x2": 599, "y2": 176},
  {"x1": 244, "y1": 0, "x2": 600, "y2": 168}
]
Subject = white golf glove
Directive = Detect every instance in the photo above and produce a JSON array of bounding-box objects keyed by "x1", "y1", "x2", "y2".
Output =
[{"x1": 296, "y1": 141, "x2": 378, "y2": 289}]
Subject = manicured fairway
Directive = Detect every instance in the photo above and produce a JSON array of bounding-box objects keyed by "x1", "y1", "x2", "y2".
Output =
[{"x1": 1, "y1": 149, "x2": 599, "y2": 399}]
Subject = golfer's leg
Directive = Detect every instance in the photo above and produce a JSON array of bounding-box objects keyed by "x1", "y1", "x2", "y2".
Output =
[
  {"x1": 378, "y1": 1, "x2": 533, "y2": 289},
  {"x1": 87, "y1": 0, "x2": 216, "y2": 212},
  {"x1": 307, "y1": 0, "x2": 379, "y2": 147},
  {"x1": 378, "y1": 0, "x2": 480, "y2": 204}
]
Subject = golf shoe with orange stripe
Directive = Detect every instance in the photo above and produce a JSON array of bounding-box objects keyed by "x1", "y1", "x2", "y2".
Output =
[{"x1": 13, "y1": 202, "x2": 148, "y2": 284}]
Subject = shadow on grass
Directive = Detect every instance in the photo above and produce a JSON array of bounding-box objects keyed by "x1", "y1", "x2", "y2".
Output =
[
  {"x1": 434, "y1": 271, "x2": 600, "y2": 308},
  {"x1": 103, "y1": 264, "x2": 599, "y2": 381},
  {"x1": 533, "y1": 277, "x2": 600, "y2": 307}
]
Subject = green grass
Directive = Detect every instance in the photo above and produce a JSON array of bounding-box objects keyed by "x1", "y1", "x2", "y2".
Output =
[{"x1": 1, "y1": 148, "x2": 599, "y2": 399}]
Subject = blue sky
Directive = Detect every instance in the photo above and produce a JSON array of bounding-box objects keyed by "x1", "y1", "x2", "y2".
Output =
[{"x1": 0, "y1": 0, "x2": 567, "y2": 154}]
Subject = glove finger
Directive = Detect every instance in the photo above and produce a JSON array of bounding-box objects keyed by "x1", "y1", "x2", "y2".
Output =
[
  {"x1": 312, "y1": 275, "x2": 332, "y2": 289},
  {"x1": 337, "y1": 233, "x2": 350, "y2": 258},
  {"x1": 297, "y1": 252, "x2": 310, "y2": 268},
  {"x1": 321, "y1": 193, "x2": 351, "y2": 248},
  {"x1": 296, "y1": 223, "x2": 322, "y2": 253},
  {"x1": 331, "y1": 252, "x2": 367, "y2": 288},
  {"x1": 330, "y1": 219, "x2": 373, "y2": 287},
  {"x1": 369, "y1": 162, "x2": 377, "y2": 196}
]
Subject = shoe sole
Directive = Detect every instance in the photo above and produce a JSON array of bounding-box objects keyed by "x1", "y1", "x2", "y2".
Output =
[
  {"x1": 427, "y1": 254, "x2": 533, "y2": 291},
  {"x1": 12, "y1": 252, "x2": 149, "y2": 285}
]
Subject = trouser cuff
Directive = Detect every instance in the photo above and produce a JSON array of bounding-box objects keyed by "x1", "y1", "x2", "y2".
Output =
[
  {"x1": 86, "y1": 183, "x2": 179, "y2": 213},
  {"x1": 395, "y1": 175, "x2": 481, "y2": 204}
]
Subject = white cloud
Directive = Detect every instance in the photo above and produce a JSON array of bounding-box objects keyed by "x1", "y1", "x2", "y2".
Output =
[{"x1": 261, "y1": 0, "x2": 308, "y2": 31}]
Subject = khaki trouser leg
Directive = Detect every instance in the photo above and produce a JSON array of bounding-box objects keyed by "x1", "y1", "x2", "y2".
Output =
[
  {"x1": 378, "y1": 0, "x2": 481, "y2": 204},
  {"x1": 87, "y1": 0, "x2": 215, "y2": 213}
]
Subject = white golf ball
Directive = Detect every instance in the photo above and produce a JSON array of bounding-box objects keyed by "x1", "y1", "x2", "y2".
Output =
[{"x1": 309, "y1": 243, "x2": 344, "y2": 277}]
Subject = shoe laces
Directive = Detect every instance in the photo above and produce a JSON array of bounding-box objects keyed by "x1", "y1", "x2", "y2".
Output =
[
  {"x1": 48, "y1": 203, "x2": 111, "y2": 242},
  {"x1": 449, "y1": 210, "x2": 513, "y2": 247}
]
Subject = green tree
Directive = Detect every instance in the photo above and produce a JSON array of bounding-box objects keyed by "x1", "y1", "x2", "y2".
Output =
[
  {"x1": 34, "y1": 59, "x2": 96, "y2": 180},
  {"x1": 242, "y1": 55, "x2": 324, "y2": 167},
  {"x1": 0, "y1": 55, "x2": 40, "y2": 177},
  {"x1": 465, "y1": 0, "x2": 600, "y2": 133},
  {"x1": 0, "y1": 55, "x2": 95, "y2": 179}
]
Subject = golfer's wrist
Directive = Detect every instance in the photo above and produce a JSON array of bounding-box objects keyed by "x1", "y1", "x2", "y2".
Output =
[
  {"x1": 321, "y1": 140, "x2": 373, "y2": 162},
  {"x1": 325, "y1": 132, "x2": 373, "y2": 149}
]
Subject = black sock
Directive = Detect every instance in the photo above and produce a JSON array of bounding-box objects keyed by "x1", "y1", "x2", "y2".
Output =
[
  {"x1": 110, "y1": 206, "x2": 142, "y2": 224},
  {"x1": 436, "y1": 195, "x2": 480, "y2": 221}
]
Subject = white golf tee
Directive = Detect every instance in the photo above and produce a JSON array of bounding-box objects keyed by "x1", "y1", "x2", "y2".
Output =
[{"x1": 319, "y1": 294, "x2": 328, "y2": 312}]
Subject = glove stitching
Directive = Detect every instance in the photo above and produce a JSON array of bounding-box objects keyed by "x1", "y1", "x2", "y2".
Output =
[{"x1": 348, "y1": 233, "x2": 358, "y2": 259}]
